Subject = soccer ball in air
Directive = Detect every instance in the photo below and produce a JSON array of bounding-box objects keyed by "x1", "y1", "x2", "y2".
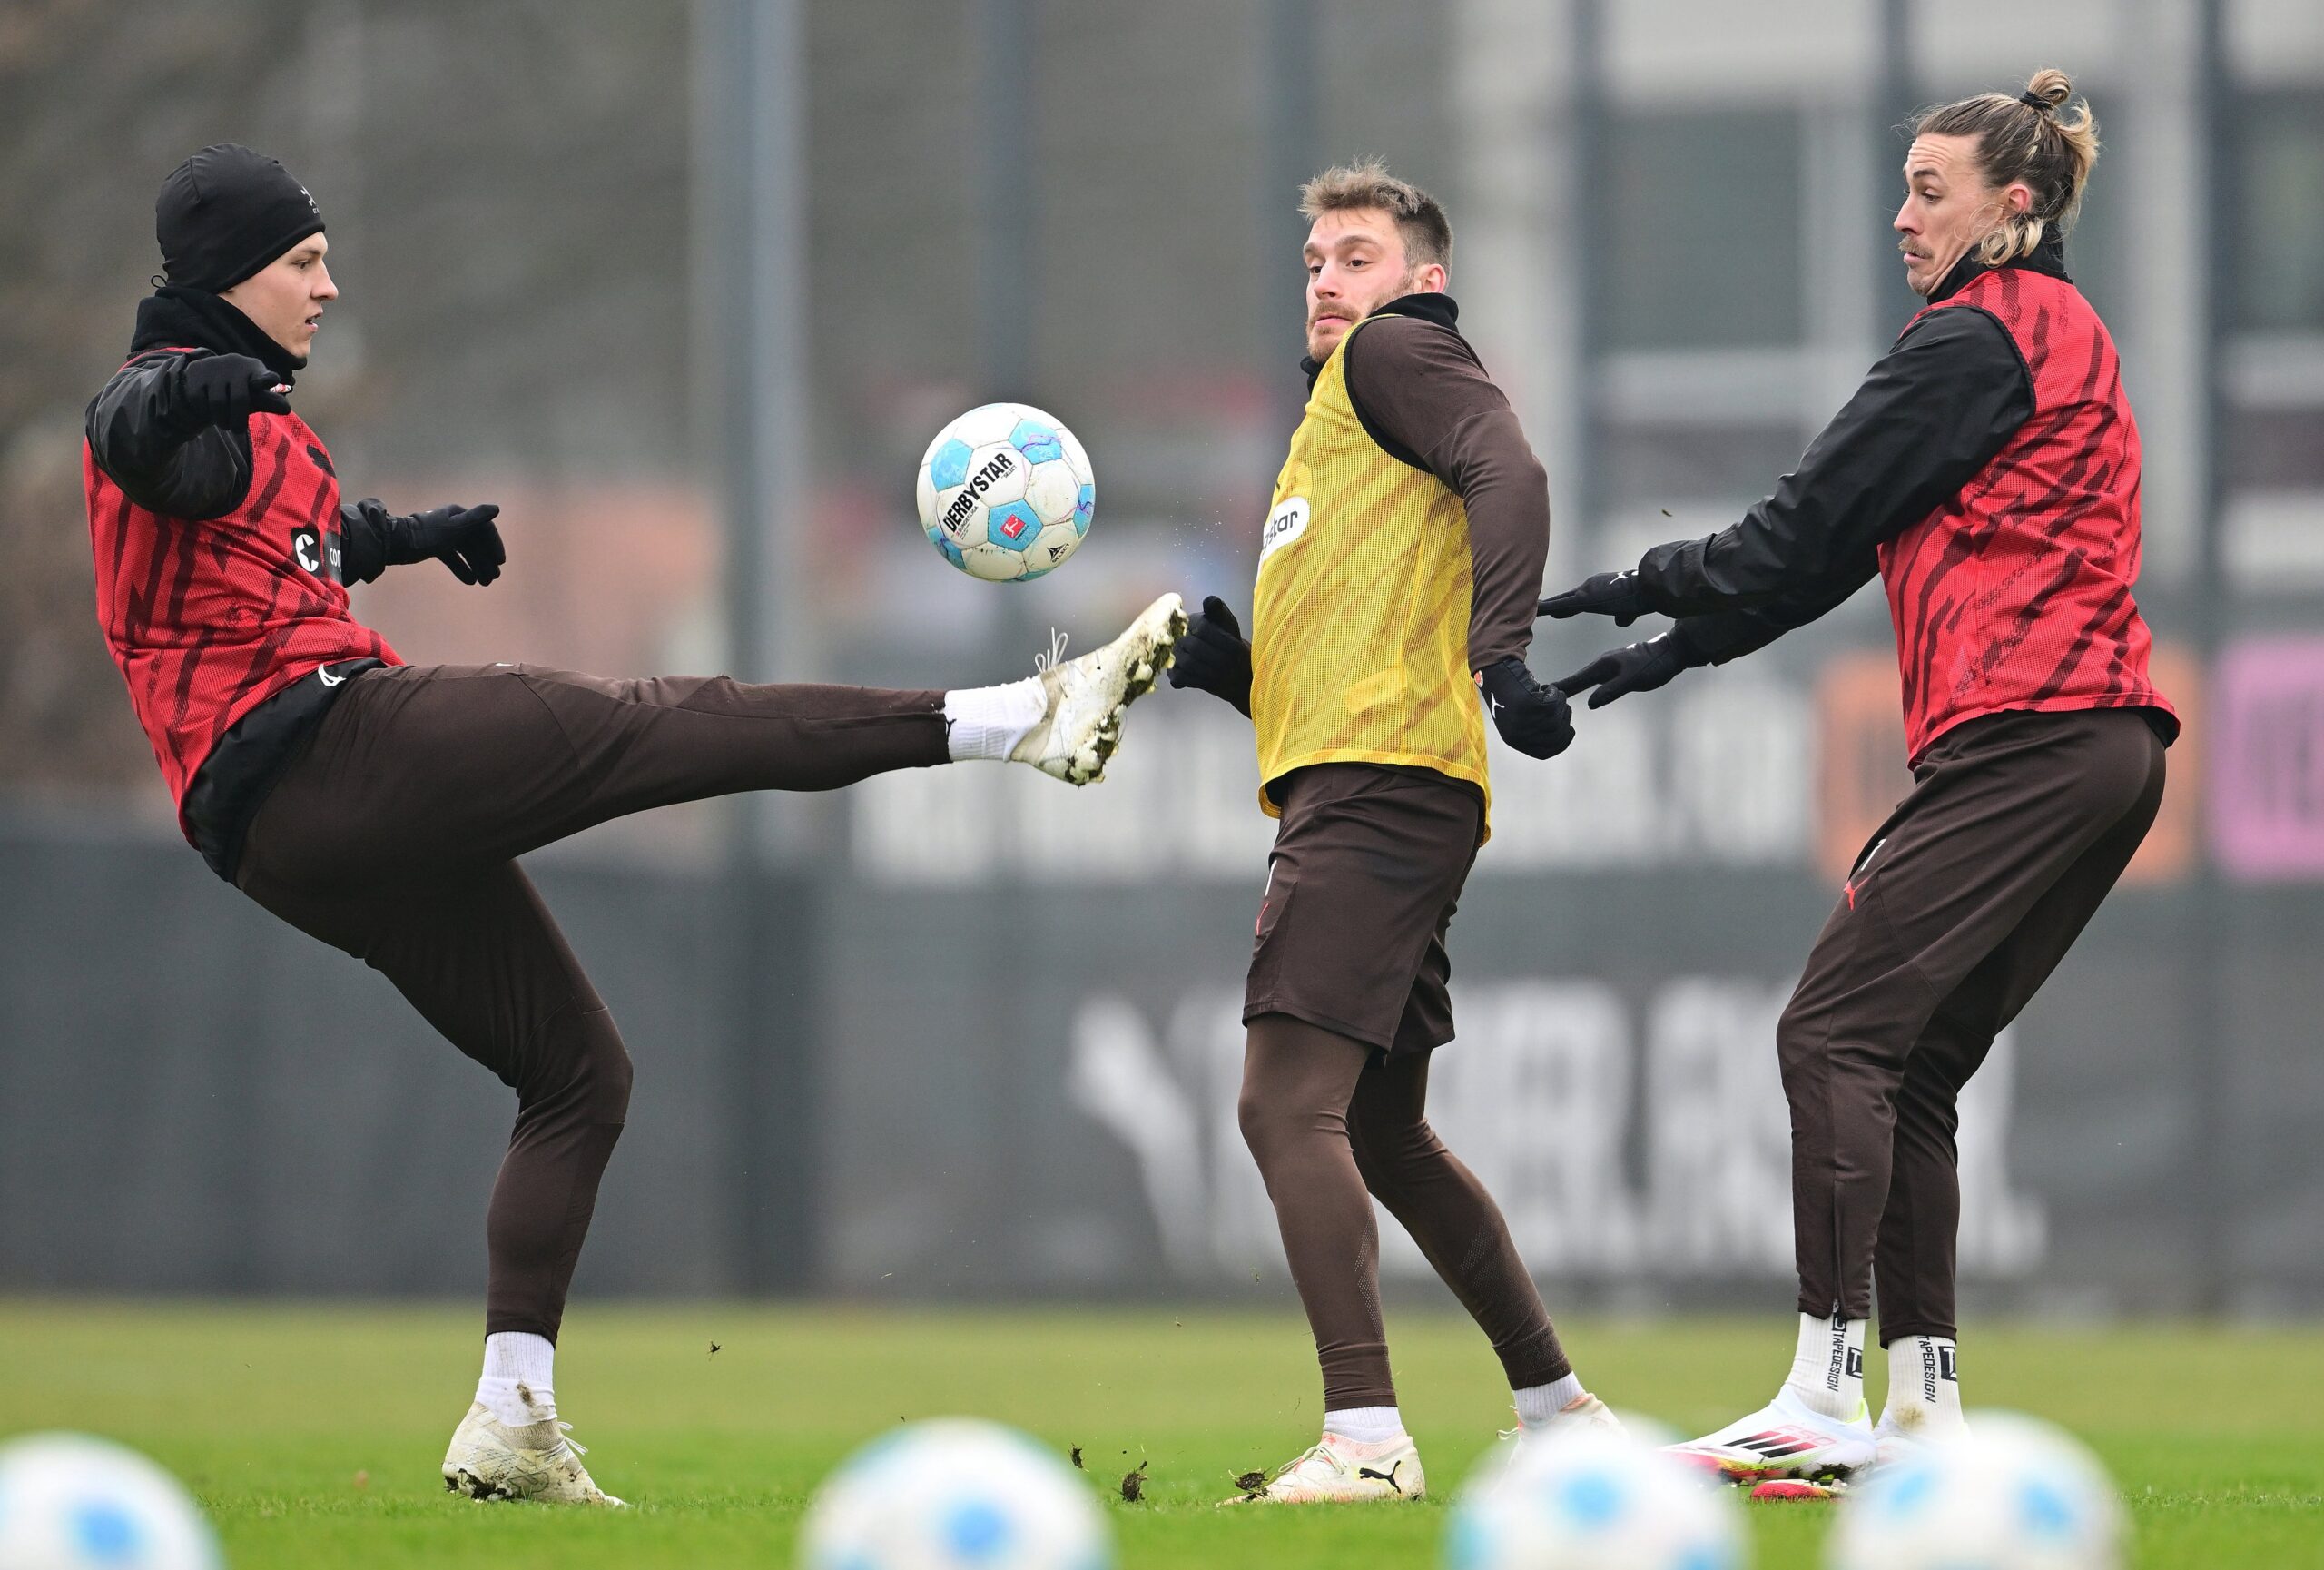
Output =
[
  {"x1": 0, "y1": 1433, "x2": 221, "y2": 1570},
  {"x1": 915, "y1": 402, "x2": 1095, "y2": 582},
  {"x1": 799, "y1": 1417, "x2": 1111, "y2": 1570},
  {"x1": 1827, "y1": 1413, "x2": 2127, "y2": 1570},
  {"x1": 1445, "y1": 1425, "x2": 1743, "y2": 1570}
]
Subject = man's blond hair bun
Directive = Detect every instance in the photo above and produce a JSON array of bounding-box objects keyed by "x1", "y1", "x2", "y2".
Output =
[{"x1": 1917, "y1": 68, "x2": 2100, "y2": 265}]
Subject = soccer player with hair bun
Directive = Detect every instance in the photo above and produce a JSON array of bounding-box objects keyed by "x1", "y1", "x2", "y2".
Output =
[
  {"x1": 82, "y1": 143, "x2": 1183, "y2": 1506},
  {"x1": 1543, "y1": 70, "x2": 2174, "y2": 1491}
]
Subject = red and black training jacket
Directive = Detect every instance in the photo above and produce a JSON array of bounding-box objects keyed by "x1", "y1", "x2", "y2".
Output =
[
  {"x1": 83, "y1": 288, "x2": 406, "y2": 877},
  {"x1": 1630, "y1": 235, "x2": 2176, "y2": 762}
]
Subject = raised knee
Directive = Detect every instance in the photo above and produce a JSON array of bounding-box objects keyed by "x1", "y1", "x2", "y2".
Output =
[
  {"x1": 524, "y1": 1007, "x2": 633, "y2": 1126},
  {"x1": 578, "y1": 1015, "x2": 634, "y2": 1125},
  {"x1": 589, "y1": 1032, "x2": 635, "y2": 1125}
]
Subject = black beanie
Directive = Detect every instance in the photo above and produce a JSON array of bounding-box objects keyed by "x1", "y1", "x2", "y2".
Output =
[{"x1": 155, "y1": 144, "x2": 325, "y2": 293}]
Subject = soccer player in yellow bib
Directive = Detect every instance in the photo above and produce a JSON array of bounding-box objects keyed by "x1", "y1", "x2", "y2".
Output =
[{"x1": 1170, "y1": 162, "x2": 1617, "y2": 1505}]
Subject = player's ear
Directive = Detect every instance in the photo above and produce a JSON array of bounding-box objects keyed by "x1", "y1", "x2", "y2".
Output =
[{"x1": 1415, "y1": 262, "x2": 1449, "y2": 294}]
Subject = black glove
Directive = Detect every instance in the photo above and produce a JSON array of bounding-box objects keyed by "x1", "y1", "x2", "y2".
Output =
[
  {"x1": 1477, "y1": 657, "x2": 1575, "y2": 760},
  {"x1": 176, "y1": 352, "x2": 291, "y2": 426},
  {"x1": 1167, "y1": 595, "x2": 1254, "y2": 716},
  {"x1": 1553, "y1": 633, "x2": 1693, "y2": 709},
  {"x1": 388, "y1": 503, "x2": 506, "y2": 585},
  {"x1": 1537, "y1": 569, "x2": 1648, "y2": 627}
]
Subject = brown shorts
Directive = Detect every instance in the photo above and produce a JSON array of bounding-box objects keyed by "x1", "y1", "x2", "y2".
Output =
[{"x1": 1243, "y1": 764, "x2": 1483, "y2": 1054}]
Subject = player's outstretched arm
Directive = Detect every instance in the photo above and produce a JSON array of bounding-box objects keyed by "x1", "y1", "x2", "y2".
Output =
[
  {"x1": 1547, "y1": 306, "x2": 2034, "y2": 624},
  {"x1": 340, "y1": 498, "x2": 506, "y2": 586},
  {"x1": 1167, "y1": 594, "x2": 1253, "y2": 717},
  {"x1": 84, "y1": 349, "x2": 286, "y2": 519}
]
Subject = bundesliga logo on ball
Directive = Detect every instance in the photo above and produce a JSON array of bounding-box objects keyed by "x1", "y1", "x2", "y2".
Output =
[{"x1": 916, "y1": 402, "x2": 1095, "y2": 582}]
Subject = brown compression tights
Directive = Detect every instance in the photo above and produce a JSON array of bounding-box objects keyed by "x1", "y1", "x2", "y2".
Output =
[{"x1": 1237, "y1": 1012, "x2": 1571, "y2": 1411}]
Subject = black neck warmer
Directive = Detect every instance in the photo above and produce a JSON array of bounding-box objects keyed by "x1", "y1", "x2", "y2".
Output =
[
  {"x1": 1300, "y1": 291, "x2": 1462, "y2": 385},
  {"x1": 130, "y1": 286, "x2": 304, "y2": 382}
]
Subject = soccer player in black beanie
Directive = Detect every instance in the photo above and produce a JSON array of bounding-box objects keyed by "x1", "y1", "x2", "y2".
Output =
[{"x1": 82, "y1": 145, "x2": 1184, "y2": 1506}]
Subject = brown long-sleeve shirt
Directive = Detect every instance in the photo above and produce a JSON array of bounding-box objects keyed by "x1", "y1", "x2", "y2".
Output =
[{"x1": 1321, "y1": 291, "x2": 1551, "y2": 671}]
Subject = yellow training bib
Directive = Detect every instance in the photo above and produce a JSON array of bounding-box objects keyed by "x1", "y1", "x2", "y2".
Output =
[{"x1": 1249, "y1": 315, "x2": 1491, "y2": 830}]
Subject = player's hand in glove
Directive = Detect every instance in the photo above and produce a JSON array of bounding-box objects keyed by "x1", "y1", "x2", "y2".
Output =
[
  {"x1": 176, "y1": 352, "x2": 291, "y2": 426},
  {"x1": 389, "y1": 503, "x2": 507, "y2": 585},
  {"x1": 1538, "y1": 569, "x2": 1648, "y2": 627},
  {"x1": 1477, "y1": 657, "x2": 1576, "y2": 759},
  {"x1": 1553, "y1": 633, "x2": 1693, "y2": 709},
  {"x1": 1168, "y1": 594, "x2": 1254, "y2": 716}
]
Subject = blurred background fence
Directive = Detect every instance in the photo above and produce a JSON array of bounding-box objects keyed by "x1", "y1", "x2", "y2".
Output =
[{"x1": 3, "y1": 0, "x2": 2321, "y2": 1317}]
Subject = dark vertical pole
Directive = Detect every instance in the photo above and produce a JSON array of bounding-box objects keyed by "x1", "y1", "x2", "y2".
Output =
[
  {"x1": 1261, "y1": 0, "x2": 1319, "y2": 438},
  {"x1": 1872, "y1": 0, "x2": 1921, "y2": 331},
  {"x1": 1569, "y1": 0, "x2": 1605, "y2": 529},
  {"x1": 970, "y1": 0, "x2": 1038, "y2": 1279},
  {"x1": 2187, "y1": 0, "x2": 2233, "y2": 1316},
  {"x1": 974, "y1": 0, "x2": 1036, "y2": 401},
  {"x1": 971, "y1": 0, "x2": 1037, "y2": 678},
  {"x1": 700, "y1": 0, "x2": 815, "y2": 1295}
]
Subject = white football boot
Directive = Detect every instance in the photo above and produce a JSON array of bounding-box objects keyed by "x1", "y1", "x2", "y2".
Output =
[
  {"x1": 1747, "y1": 1405, "x2": 1963, "y2": 1501},
  {"x1": 1222, "y1": 1431, "x2": 1427, "y2": 1505},
  {"x1": 1009, "y1": 593, "x2": 1186, "y2": 784},
  {"x1": 1666, "y1": 1385, "x2": 1876, "y2": 1488},
  {"x1": 441, "y1": 1402, "x2": 625, "y2": 1506}
]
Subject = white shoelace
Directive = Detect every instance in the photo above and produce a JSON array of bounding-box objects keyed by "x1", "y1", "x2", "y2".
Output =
[
  {"x1": 1256, "y1": 1443, "x2": 1330, "y2": 1490},
  {"x1": 1034, "y1": 627, "x2": 1068, "y2": 673}
]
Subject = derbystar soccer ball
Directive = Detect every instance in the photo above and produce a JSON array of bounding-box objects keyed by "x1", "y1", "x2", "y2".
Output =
[
  {"x1": 1445, "y1": 1426, "x2": 1743, "y2": 1570},
  {"x1": 1827, "y1": 1413, "x2": 2127, "y2": 1570},
  {"x1": 0, "y1": 1434, "x2": 221, "y2": 1570},
  {"x1": 915, "y1": 402, "x2": 1095, "y2": 582},
  {"x1": 799, "y1": 1418, "x2": 1111, "y2": 1570}
]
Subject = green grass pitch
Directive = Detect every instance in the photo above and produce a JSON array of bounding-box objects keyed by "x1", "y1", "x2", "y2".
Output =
[{"x1": 3, "y1": 1301, "x2": 2319, "y2": 1568}]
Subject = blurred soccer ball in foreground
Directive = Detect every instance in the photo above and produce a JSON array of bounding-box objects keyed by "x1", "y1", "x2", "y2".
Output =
[
  {"x1": 1445, "y1": 1424, "x2": 1744, "y2": 1570},
  {"x1": 916, "y1": 402, "x2": 1095, "y2": 582},
  {"x1": 799, "y1": 1417, "x2": 1110, "y2": 1570},
  {"x1": 0, "y1": 1433, "x2": 221, "y2": 1570},
  {"x1": 1827, "y1": 1413, "x2": 2127, "y2": 1570}
]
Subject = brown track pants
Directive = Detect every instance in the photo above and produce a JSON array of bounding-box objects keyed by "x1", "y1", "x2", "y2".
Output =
[
  {"x1": 235, "y1": 663, "x2": 949, "y2": 1339},
  {"x1": 1780, "y1": 706, "x2": 2167, "y2": 1342},
  {"x1": 1236, "y1": 766, "x2": 1571, "y2": 1412}
]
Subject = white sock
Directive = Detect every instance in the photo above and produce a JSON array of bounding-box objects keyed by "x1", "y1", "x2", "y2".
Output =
[
  {"x1": 1512, "y1": 1371, "x2": 1588, "y2": 1429},
  {"x1": 476, "y1": 1331, "x2": 556, "y2": 1427},
  {"x1": 1322, "y1": 1406, "x2": 1404, "y2": 1446},
  {"x1": 1783, "y1": 1309, "x2": 1866, "y2": 1420},
  {"x1": 1883, "y1": 1335, "x2": 1964, "y2": 1431},
  {"x1": 942, "y1": 677, "x2": 1046, "y2": 761}
]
